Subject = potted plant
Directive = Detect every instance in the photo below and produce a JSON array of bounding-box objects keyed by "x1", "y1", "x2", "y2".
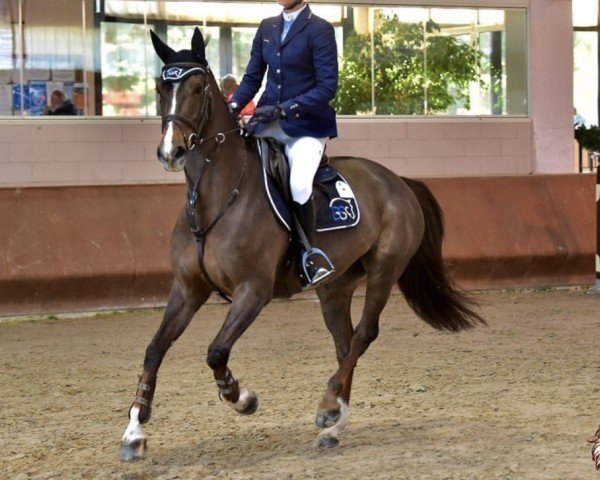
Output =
[
  {"x1": 575, "y1": 124, "x2": 600, "y2": 152},
  {"x1": 575, "y1": 124, "x2": 600, "y2": 171}
]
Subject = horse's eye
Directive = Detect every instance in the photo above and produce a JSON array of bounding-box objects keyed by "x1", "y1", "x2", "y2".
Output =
[{"x1": 193, "y1": 83, "x2": 204, "y2": 95}]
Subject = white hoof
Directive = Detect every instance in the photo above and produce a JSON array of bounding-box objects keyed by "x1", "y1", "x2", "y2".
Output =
[
  {"x1": 316, "y1": 397, "x2": 349, "y2": 447},
  {"x1": 221, "y1": 388, "x2": 259, "y2": 415},
  {"x1": 120, "y1": 438, "x2": 147, "y2": 462},
  {"x1": 120, "y1": 407, "x2": 147, "y2": 461},
  {"x1": 592, "y1": 442, "x2": 600, "y2": 470}
]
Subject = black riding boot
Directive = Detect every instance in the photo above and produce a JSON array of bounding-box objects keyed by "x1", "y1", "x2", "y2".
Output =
[{"x1": 293, "y1": 198, "x2": 335, "y2": 285}]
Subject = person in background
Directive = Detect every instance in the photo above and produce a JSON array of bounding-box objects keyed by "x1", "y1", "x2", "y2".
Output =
[
  {"x1": 573, "y1": 108, "x2": 586, "y2": 128},
  {"x1": 221, "y1": 74, "x2": 255, "y2": 116},
  {"x1": 44, "y1": 90, "x2": 77, "y2": 116}
]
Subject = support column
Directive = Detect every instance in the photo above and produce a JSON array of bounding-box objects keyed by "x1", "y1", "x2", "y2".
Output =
[{"x1": 529, "y1": 0, "x2": 574, "y2": 172}]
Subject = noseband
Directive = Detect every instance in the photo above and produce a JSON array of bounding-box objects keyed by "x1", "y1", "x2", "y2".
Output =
[{"x1": 161, "y1": 62, "x2": 213, "y2": 150}]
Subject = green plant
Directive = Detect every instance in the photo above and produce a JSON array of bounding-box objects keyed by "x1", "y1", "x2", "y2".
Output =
[
  {"x1": 334, "y1": 14, "x2": 484, "y2": 115},
  {"x1": 575, "y1": 124, "x2": 600, "y2": 152},
  {"x1": 102, "y1": 74, "x2": 138, "y2": 93}
]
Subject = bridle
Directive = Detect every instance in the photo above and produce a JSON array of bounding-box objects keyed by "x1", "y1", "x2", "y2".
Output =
[
  {"x1": 160, "y1": 62, "x2": 241, "y2": 150},
  {"x1": 160, "y1": 62, "x2": 215, "y2": 150},
  {"x1": 159, "y1": 61, "x2": 246, "y2": 303}
]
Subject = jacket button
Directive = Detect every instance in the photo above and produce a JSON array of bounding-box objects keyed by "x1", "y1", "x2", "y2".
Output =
[
  {"x1": 277, "y1": 85, "x2": 281, "y2": 89},
  {"x1": 276, "y1": 52, "x2": 280, "y2": 57},
  {"x1": 276, "y1": 69, "x2": 280, "y2": 74}
]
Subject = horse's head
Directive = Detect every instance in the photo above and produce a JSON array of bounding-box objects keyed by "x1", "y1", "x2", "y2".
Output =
[{"x1": 151, "y1": 27, "x2": 211, "y2": 171}]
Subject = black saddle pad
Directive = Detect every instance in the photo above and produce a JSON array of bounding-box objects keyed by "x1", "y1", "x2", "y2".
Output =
[{"x1": 262, "y1": 162, "x2": 360, "y2": 232}]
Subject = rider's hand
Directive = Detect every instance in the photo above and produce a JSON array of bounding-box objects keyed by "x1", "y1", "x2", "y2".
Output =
[
  {"x1": 252, "y1": 105, "x2": 283, "y2": 124},
  {"x1": 228, "y1": 101, "x2": 241, "y2": 117}
]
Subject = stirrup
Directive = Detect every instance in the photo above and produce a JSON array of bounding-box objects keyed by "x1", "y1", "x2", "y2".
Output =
[{"x1": 302, "y1": 248, "x2": 335, "y2": 285}]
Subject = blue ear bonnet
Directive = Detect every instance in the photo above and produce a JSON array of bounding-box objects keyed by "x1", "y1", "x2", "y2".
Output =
[{"x1": 161, "y1": 63, "x2": 207, "y2": 83}]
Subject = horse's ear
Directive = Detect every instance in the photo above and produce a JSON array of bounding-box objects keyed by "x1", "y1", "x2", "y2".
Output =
[
  {"x1": 150, "y1": 30, "x2": 175, "y2": 64},
  {"x1": 191, "y1": 27, "x2": 207, "y2": 64}
]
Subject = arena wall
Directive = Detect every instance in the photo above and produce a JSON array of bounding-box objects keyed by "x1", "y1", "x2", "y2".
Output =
[
  {"x1": 0, "y1": 118, "x2": 533, "y2": 187},
  {"x1": 0, "y1": 0, "x2": 584, "y2": 317},
  {"x1": 0, "y1": 174, "x2": 594, "y2": 316}
]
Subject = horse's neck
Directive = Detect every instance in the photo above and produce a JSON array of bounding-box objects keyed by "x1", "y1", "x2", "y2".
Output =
[
  {"x1": 186, "y1": 142, "x2": 256, "y2": 231},
  {"x1": 183, "y1": 72, "x2": 258, "y2": 216},
  {"x1": 203, "y1": 74, "x2": 238, "y2": 139},
  {"x1": 204, "y1": 73, "x2": 253, "y2": 169},
  {"x1": 188, "y1": 114, "x2": 254, "y2": 206}
]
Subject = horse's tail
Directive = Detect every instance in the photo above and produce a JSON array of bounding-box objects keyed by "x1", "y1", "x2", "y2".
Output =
[{"x1": 398, "y1": 178, "x2": 486, "y2": 332}]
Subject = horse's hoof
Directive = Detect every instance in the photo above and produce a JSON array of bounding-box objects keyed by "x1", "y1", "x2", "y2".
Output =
[
  {"x1": 315, "y1": 409, "x2": 341, "y2": 428},
  {"x1": 120, "y1": 438, "x2": 147, "y2": 462},
  {"x1": 237, "y1": 390, "x2": 259, "y2": 415},
  {"x1": 318, "y1": 434, "x2": 339, "y2": 449}
]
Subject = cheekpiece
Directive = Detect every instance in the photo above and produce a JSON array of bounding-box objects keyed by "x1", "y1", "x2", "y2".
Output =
[{"x1": 161, "y1": 63, "x2": 207, "y2": 83}]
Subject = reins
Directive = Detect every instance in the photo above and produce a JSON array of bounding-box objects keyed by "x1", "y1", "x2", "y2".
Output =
[
  {"x1": 184, "y1": 137, "x2": 247, "y2": 304},
  {"x1": 196, "y1": 127, "x2": 242, "y2": 150},
  {"x1": 162, "y1": 62, "x2": 246, "y2": 303},
  {"x1": 185, "y1": 129, "x2": 248, "y2": 242}
]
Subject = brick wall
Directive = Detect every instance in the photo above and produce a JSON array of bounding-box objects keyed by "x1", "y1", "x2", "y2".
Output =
[
  {"x1": 0, "y1": 118, "x2": 533, "y2": 187},
  {"x1": 328, "y1": 118, "x2": 533, "y2": 177}
]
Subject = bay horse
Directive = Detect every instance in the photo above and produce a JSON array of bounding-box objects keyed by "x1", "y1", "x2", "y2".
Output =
[{"x1": 120, "y1": 28, "x2": 485, "y2": 461}]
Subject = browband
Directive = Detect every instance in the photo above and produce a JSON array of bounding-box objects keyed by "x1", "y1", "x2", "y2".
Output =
[{"x1": 161, "y1": 63, "x2": 208, "y2": 83}]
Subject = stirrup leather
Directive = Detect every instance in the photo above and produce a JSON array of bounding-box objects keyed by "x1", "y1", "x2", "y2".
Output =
[{"x1": 302, "y1": 248, "x2": 335, "y2": 285}]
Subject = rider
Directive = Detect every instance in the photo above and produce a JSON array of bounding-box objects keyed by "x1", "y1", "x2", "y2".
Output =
[{"x1": 229, "y1": 0, "x2": 338, "y2": 285}]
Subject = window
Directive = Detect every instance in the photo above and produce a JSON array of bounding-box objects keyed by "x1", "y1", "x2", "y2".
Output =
[
  {"x1": 0, "y1": 0, "x2": 87, "y2": 116},
  {"x1": 101, "y1": 21, "x2": 153, "y2": 116},
  {"x1": 573, "y1": 0, "x2": 599, "y2": 126},
  {"x1": 0, "y1": 0, "x2": 528, "y2": 118},
  {"x1": 335, "y1": 6, "x2": 527, "y2": 115}
]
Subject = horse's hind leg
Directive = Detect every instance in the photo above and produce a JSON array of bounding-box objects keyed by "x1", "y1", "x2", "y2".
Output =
[
  {"x1": 120, "y1": 279, "x2": 210, "y2": 462},
  {"x1": 314, "y1": 265, "x2": 364, "y2": 446},
  {"x1": 316, "y1": 253, "x2": 404, "y2": 448}
]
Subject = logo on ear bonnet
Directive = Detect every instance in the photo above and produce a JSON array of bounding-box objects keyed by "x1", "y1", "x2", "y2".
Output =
[{"x1": 161, "y1": 65, "x2": 206, "y2": 83}]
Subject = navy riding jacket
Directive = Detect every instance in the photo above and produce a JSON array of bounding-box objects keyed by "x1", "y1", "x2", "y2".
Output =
[{"x1": 232, "y1": 6, "x2": 338, "y2": 139}]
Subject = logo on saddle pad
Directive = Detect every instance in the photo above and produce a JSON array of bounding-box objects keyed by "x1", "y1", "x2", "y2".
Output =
[
  {"x1": 329, "y1": 181, "x2": 357, "y2": 223},
  {"x1": 330, "y1": 198, "x2": 356, "y2": 222},
  {"x1": 263, "y1": 163, "x2": 360, "y2": 232}
]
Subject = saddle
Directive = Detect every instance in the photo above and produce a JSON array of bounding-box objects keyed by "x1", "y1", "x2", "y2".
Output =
[{"x1": 256, "y1": 138, "x2": 360, "y2": 233}]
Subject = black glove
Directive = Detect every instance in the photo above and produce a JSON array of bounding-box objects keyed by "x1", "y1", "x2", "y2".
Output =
[
  {"x1": 227, "y1": 101, "x2": 241, "y2": 117},
  {"x1": 252, "y1": 105, "x2": 283, "y2": 124}
]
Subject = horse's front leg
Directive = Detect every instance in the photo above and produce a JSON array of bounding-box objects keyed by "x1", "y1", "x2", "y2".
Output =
[
  {"x1": 120, "y1": 280, "x2": 210, "y2": 461},
  {"x1": 590, "y1": 425, "x2": 600, "y2": 469},
  {"x1": 207, "y1": 282, "x2": 272, "y2": 415}
]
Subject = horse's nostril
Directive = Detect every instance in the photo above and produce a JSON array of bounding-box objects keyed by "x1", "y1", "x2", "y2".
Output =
[
  {"x1": 156, "y1": 147, "x2": 165, "y2": 162},
  {"x1": 174, "y1": 146, "x2": 186, "y2": 159}
]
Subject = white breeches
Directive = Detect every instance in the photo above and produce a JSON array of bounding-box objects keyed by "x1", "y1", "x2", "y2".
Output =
[
  {"x1": 285, "y1": 137, "x2": 326, "y2": 204},
  {"x1": 258, "y1": 122, "x2": 326, "y2": 205}
]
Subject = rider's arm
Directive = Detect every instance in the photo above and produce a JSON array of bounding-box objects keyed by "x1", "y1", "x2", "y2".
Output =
[
  {"x1": 231, "y1": 22, "x2": 267, "y2": 109},
  {"x1": 279, "y1": 21, "x2": 338, "y2": 118}
]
